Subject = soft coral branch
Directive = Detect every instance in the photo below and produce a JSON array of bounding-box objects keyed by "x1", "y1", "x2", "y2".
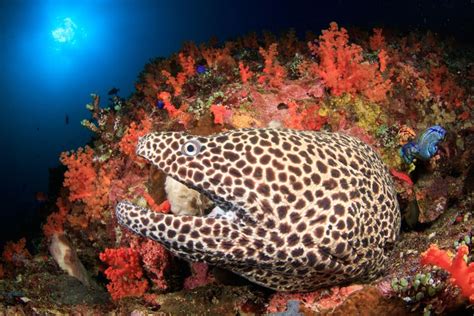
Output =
[
  {"x1": 99, "y1": 247, "x2": 148, "y2": 300},
  {"x1": 258, "y1": 43, "x2": 286, "y2": 88},
  {"x1": 421, "y1": 244, "x2": 474, "y2": 303},
  {"x1": 309, "y1": 22, "x2": 391, "y2": 102}
]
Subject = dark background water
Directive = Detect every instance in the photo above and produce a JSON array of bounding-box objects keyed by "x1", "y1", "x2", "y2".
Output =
[{"x1": 0, "y1": 0, "x2": 472, "y2": 247}]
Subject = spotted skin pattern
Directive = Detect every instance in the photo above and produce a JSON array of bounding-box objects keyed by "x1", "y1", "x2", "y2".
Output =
[{"x1": 116, "y1": 128, "x2": 401, "y2": 291}]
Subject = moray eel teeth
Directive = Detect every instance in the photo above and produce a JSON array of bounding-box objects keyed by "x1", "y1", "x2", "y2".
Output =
[{"x1": 116, "y1": 128, "x2": 401, "y2": 291}]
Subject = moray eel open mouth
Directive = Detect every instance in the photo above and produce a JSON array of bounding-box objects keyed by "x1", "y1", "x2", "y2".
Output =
[{"x1": 115, "y1": 128, "x2": 400, "y2": 291}]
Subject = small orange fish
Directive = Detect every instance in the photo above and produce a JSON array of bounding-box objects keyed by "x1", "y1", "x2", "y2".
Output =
[{"x1": 35, "y1": 192, "x2": 48, "y2": 202}]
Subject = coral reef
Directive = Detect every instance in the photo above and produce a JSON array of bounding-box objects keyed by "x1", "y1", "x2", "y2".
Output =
[{"x1": 0, "y1": 22, "x2": 473, "y2": 314}]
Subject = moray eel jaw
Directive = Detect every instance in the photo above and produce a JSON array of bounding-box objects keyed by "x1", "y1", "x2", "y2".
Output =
[
  {"x1": 136, "y1": 131, "x2": 258, "y2": 218},
  {"x1": 116, "y1": 128, "x2": 401, "y2": 292}
]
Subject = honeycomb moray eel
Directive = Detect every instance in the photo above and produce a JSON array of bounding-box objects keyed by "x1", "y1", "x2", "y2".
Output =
[{"x1": 116, "y1": 128, "x2": 401, "y2": 291}]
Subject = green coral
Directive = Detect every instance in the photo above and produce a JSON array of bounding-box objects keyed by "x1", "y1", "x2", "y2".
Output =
[
  {"x1": 187, "y1": 69, "x2": 227, "y2": 97},
  {"x1": 286, "y1": 53, "x2": 304, "y2": 79},
  {"x1": 327, "y1": 95, "x2": 386, "y2": 135},
  {"x1": 391, "y1": 272, "x2": 444, "y2": 307},
  {"x1": 352, "y1": 97, "x2": 386, "y2": 134},
  {"x1": 188, "y1": 91, "x2": 226, "y2": 117}
]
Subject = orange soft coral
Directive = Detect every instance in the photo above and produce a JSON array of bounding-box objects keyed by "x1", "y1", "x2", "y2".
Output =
[
  {"x1": 60, "y1": 146, "x2": 96, "y2": 202},
  {"x1": 99, "y1": 247, "x2": 148, "y2": 300},
  {"x1": 369, "y1": 28, "x2": 386, "y2": 51},
  {"x1": 284, "y1": 102, "x2": 327, "y2": 131},
  {"x1": 378, "y1": 49, "x2": 389, "y2": 72},
  {"x1": 308, "y1": 22, "x2": 391, "y2": 103},
  {"x1": 178, "y1": 52, "x2": 195, "y2": 77},
  {"x1": 421, "y1": 244, "x2": 474, "y2": 302},
  {"x1": 160, "y1": 53, "x2": 195, "y2": 96},
  {"x1": 2, "y1": 238, "x2": 31, "y2": 266},
  {"x1": 61, "y1": 147, "x2": 117, "y2": 226},
  {"x1": 118, "y1": 115, "x2": 153, "y2": 161},
  {"x1": 161, "y1": 70, "x2": 187, "y2": 96},
  {"x1": 238, "y1": 61, "x2": 253, "y2": 84},
  {"x1": 43, "y1": 197, "x2": 69, "y2": 238},
  {"x1": 210, "y1": 104, "x2": 228, "y2": 125},
  {"x1": 285, "y1": 101, "x2": 303, "y2": 130},
  {"x1": 158, "y1": 91, "x2": 192, "y2": 127},
  {"x1": 428, "y1": 65, "x2": 465, "y2": 108},
  {"x1": 200, "y1": 45, "x2": 235, "y2": 70},
  {"x1": 258, "y1": 43, "x2": 286, "y2": 88}
]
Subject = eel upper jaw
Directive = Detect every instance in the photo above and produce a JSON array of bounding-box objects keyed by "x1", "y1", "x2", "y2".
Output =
[
  {"x1": 136, "y1": 134, "x2": 157, "y2": 161},
  {"x1": 135, "y1": 134, "x2": 245, "y2": 220}
]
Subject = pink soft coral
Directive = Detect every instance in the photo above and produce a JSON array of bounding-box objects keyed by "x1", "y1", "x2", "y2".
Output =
[
  {"x1": 131, "y1": 238, "x2": 170, "y2": 291},
  {"x1": 421, "y1": 244, "x2": 474, "y2": 303},
  {"x1": 266, "y1": 285, "x2": 363, "y2": 313},
  {"x1": 183, "y1": 262, "x2": 214, "y2": 290}
]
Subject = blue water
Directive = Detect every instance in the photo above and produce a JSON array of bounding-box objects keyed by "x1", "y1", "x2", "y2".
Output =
[{"x1": 0, "y1": 0, "x2": 471, "y2": 245}]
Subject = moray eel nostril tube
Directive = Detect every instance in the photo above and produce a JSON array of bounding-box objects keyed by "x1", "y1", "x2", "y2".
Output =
[{"x1": 116, "y1": 128, "x2": 401, "y2": 291}]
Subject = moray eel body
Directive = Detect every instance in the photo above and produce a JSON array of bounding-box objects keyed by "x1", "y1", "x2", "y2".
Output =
[{"x1": 116, "y1": 128, "x2": 400, "y2": 291}]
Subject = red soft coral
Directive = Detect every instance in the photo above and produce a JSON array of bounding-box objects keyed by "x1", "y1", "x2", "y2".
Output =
[
  {"x1": 421, "y1": 244, "x2": 474, "y2": 303},
  {"x1": 99, "y1": 247, "x2": 148, "y2": 300}
]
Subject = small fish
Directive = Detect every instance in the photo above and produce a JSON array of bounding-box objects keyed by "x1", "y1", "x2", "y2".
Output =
[
  {"x1": 156, "y1": 100, "x2": 165, "y2": 109},
  {"x1": 108, "y1": 87, "x2": 120, "y2": 95},
  {"x1": 35, "y1": 191, "x2": 48, "y2": 203},
  {"x1": 196, "y1": 65, "x2": 207, "y2": 74},
  {"x1": 65, "y1": 114, "x2": 69, "y2": 125},
  {"x1": 400, "y1": 125, "x2": 446, "y2": 164},
  {"x1": 416, "y1": 125, "x2": 446, "y2": 160}
]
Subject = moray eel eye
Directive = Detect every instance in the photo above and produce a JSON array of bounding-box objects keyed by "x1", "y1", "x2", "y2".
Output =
[{"x1": 181, "y1": 140, "x2": 201, "y2": 156}]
